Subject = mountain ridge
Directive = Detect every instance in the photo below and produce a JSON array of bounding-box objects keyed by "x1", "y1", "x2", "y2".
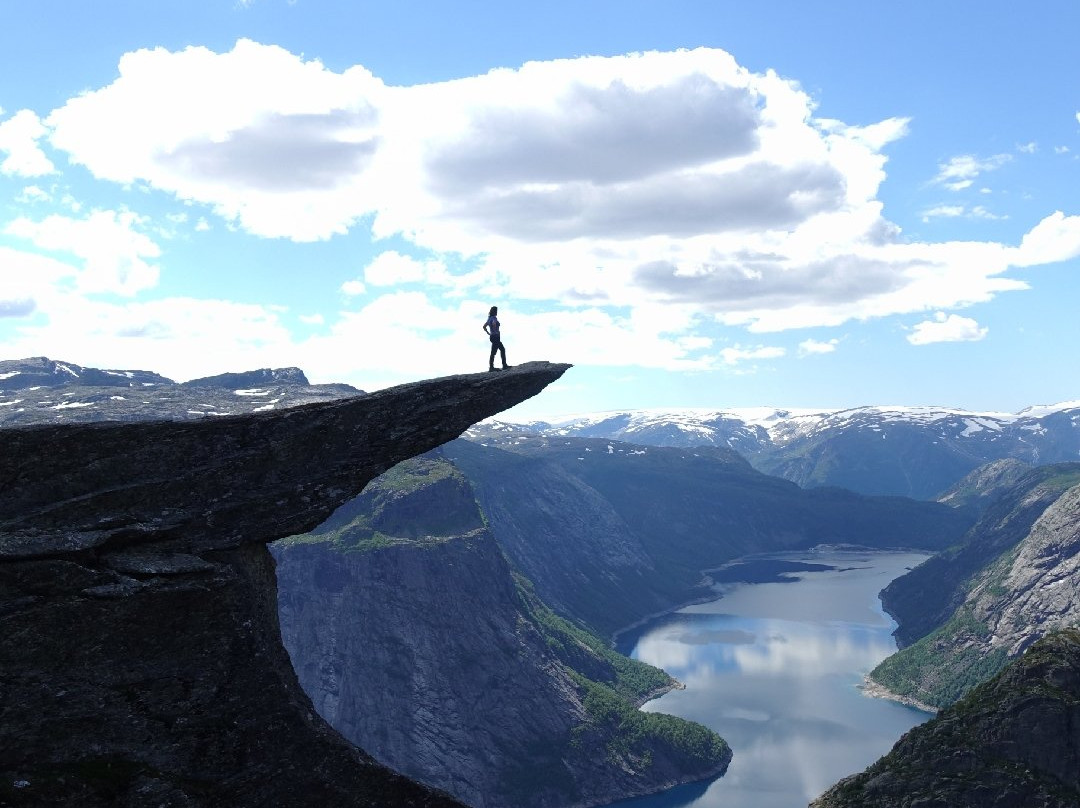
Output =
[{"x1": 474, "y1": 400, "x2": 1080, "y2": 499}]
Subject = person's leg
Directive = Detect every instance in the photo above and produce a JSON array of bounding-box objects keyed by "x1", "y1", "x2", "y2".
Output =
[
  {"x1": 498, "y1": 341, "x2": 508, "y2": 368},
  {"x1": 489, "y1": 339, "x2": 498, "y2": 370}
]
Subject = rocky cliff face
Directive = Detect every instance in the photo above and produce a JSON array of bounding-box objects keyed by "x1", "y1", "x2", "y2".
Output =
[
  {"x1": 880, "y1": 463, "x2": 1080, "y2": 650},
  {"x1": 812, "y1": 629, "x2": 1080, "y2": 808},
  {"x1": 274, "y1": 455, "x2": 730, "y2": 808},
  {"x1": 871, "y1": 470, "x2": 1080, "y2": 708},
  {"x1": 0, "y1": 362, "x2": 569, "y2": 806},
  {"x1": 447, "y1": 433, "x2": 973, "y2": 635}
]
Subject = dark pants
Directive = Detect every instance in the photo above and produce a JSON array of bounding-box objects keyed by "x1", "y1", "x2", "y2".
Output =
[{"x1": 489, "y1": 336, "x2": 507, "y2": 368}]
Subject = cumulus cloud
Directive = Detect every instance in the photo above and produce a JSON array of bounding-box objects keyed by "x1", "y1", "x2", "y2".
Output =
[
  {"x1": 907, "y1": 312, "x2": 988, "y2": 345},
  {"x1": 1011, "y1": 211, "x2": 1080, "y2": 267},
  {"x1": 798, "y1": 338, "x2": 838, "y2": 356},
  {"x1": 361, "y1": 250, "x2": 455, "y2": 287},
  {"x1": 33, "y1": 40, "x2": 1080, "y2": 354},
  {"x1": 0, "y1": 110, "x2": 55, "y2": 176},
  {"x1": 0, "y1": 293, "x2": 296, "y2": 381},
  {"x1": 47, "y1": 40, "x2": 387, "y2": 241},
  {"x1": 0, "y1": 297, "x2": 35, "y2": 317},
  {"x1": 921, "y1": 204, "x2": 1005, "y2": 223},
  {"x1": 719, "y1": 344, "x2": 785, "y2": 365},
  {"x1": 932, "y1": 153, "x2": 1011, "y2": 191},
  {"x1": 4, "y1": 210, "x2": 161, "y2": 295}
]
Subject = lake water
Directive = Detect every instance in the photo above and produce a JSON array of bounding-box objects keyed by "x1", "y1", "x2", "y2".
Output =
[{"x1": 607, "y1": 549, "x2": 933, "y2": 808}]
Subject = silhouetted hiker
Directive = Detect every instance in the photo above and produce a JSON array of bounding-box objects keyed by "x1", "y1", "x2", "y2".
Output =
[{"x1": 483, "y1": 305, "x2": 509, "y2": 372}]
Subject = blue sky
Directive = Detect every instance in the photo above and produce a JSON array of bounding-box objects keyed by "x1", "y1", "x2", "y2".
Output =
[{"x1": 1, "y1": 1, "x2": 1078, "y2": 418}]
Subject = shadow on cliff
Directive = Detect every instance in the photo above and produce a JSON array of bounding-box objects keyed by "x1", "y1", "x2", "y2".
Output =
[{"x1": 0, "y1": 363, "x2": 569, "y2": 807}]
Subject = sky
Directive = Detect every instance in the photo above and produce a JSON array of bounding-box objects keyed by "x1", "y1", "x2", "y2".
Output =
[{"x1": 1, "y1": 1, "x2": 1078, "y2": 419}]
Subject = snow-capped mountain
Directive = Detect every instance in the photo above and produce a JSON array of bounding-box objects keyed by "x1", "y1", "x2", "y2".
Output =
[
  {"x1": 469, "y1": 402, "x2": 1080, "y2": 500},
  {"x1": 0, "y1": 357, "x2": 363, "y2": 426}
]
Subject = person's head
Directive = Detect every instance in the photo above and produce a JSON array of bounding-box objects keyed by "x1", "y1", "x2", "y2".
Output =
[{"x1": 488, "y1": 306, "x2": 498, "y2": 317}]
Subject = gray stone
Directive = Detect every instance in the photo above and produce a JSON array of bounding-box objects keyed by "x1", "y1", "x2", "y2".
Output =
[{"x1": 0, "y1": 362, "x2": 569, "y2": 807}]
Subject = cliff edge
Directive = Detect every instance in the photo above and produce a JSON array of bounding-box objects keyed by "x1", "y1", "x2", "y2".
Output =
[{"x1": 0, "y1": 363, "x2": 569, "y2": 807}]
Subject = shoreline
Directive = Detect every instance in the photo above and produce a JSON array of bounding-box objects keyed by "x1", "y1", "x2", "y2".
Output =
[
  {"x1": 858, "y1": 675, "x2": 938, "y2": 714},
  {"x1": 610, "y1": 544, "x2": 930, "y2": 651}
]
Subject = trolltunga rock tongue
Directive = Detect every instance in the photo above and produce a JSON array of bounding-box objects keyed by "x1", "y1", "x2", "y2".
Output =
[
  {"x1": 0, "y1": 362, "x2": 569, "y2": 807},
  {"x1": 1, "y1": 362, "x2": 570, "y2": 560}
]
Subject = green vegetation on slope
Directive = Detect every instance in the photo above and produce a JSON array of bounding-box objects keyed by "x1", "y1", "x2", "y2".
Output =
[
  {"x1": 572, "y1": 672, "x2": 730, "y2": 772},
  {"x1": 516, "y1": 572, "x2": 672, "y2": 702},
  {"x1": 506, "y1": 573, "x2": 730, "y2": 802},
  {"x1": 871, "y1": 606, "x2": 1010, "y2": 708}
]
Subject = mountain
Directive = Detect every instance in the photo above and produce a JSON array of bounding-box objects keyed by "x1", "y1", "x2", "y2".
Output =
[
  {"x1": 274, "y1": 455, "x2": 730, "y2": 808},
  {"x1": 0, "y1": 362, "x2": 567, "y2": 806},
  {"x1": 0, "y1": 356, "x2": 363, "y2": 425},
  {"x1": 481, "y1": 401, "x2": 1080, "y2": 499},
  {"x1": 869, "y1": 464, "x2": 1080, "y2": 709},
  {"x1": 811, "y1": 629, "x2": 1080, "y2": 808},
  {"x1": 447, "y1": 431, "x2": 972, "y2": 636},
  {"x1": 0, "y1": 355, "x2": 172, "y2": 389}
]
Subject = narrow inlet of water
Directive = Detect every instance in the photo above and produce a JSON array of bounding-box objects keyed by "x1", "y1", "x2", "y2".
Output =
[{"x1": 607, "y1": 548, "x2": 932, "y2": 808}]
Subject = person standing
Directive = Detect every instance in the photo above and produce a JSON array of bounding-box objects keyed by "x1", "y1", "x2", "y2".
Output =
[{"x1": 483, "y1": 306, "x2": 509, "y2": 371}]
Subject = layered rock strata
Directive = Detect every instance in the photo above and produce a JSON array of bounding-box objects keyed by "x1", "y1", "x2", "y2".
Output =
[{"x1": 0, "y1": 363, "x2": 568, "y2": 807}]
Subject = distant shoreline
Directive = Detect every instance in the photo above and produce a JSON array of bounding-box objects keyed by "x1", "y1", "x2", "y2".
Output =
[
  {"x1": 611, "y1": 544, "x2": 927, "y2": 651},
  {"x1": 858, "y1": 675, "x2": 938, "y2": 714}
]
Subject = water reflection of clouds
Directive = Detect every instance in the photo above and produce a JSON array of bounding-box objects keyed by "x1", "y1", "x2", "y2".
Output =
[
  {"x1": 611, "y1": 552, "x2": 934, "y2": 808},
  {"x1": 635, "y1": 615, "x2": 896, "y2": 680},
  {"x1": 677, "y1": 628, "x2": 756, "y2": 646}
]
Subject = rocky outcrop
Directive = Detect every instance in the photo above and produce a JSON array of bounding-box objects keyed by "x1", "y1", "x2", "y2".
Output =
[
  {"x1": 937, "y1": 458, "x2": 1033, "y2": 517},
  {"x1": 871, "y1": 474, "x2": 1080, "y2": 708},
  {"x1": 0, "y1": 363, "x2": 569, "y2": 806},
  {"x1": 274, "y1": 454, "x2": 730, "y2": 808},
  {"x1": 812, "y1": 629, "x2": 1080, "y2": 808},
  {"x1": 880, "y1": 463, "x2": 1080, "y2": 649},
  {"x1": 181, "y1": 367, "x2": 315, "y2": 389}
]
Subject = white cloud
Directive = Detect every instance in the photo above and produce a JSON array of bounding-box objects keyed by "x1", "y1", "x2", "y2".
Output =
[
  {"x1": 341, "y1": 279, "x2": 366, "y2": 296},
  {"x1": 798, "y1": 338, "x2": 838, "y2": 356},
  {"x1": 921, "y1": 204, "x2": 1004, "y2": 223},
  {"x1": 0, "y1": 245, "x2": 80, "y2": 317},
  {"x1": 719, "y1": 344, "x2": 785, "y2": 365},
  {"x1": 0, "y1": 110, "x2": 55, "y2": 176},
  {"x1": 4, "y1": 210, "x2": 161, "y2": 295},
  {"x1": 16, "y1": 185, "x2": 50, "y2": 204},
  {"x1": 0, "y1": 293, "x2": 296, "y2": 381},
  {"x1": 1011, "y1": 211, "x2": 1080, "y2": 267},
  {"x1": 47, "y1": 39, "x2": 387, "y2": 241},
  {"x1": 921, "y1": 205, "x2": 965, "y2": 221},
  {"x1": 1017, "y1": 142, "x2": 1037, "y2": 154},
  {"x1": 30, "y1": 40, "x2": 1079, "y2": 357},
  {"x1": 360, "y1": 250, "x2": 456, "y2": 287},
  {"x1": 907, "y1": 312, "x2": 988, "y2": 345},
  {"x1": 932, "y1": 153, "x2": 1011, "y2": 191}
]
